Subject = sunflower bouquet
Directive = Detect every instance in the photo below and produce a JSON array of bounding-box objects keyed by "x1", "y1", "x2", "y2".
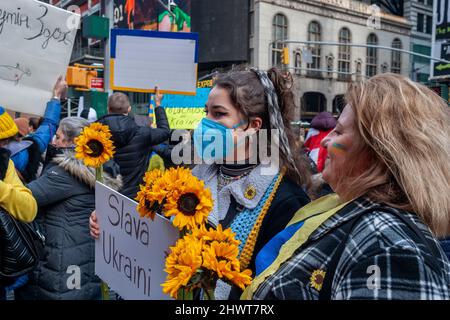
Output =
[{"x1": 135, "y1": 167, "x2": 253, "y2": 299}]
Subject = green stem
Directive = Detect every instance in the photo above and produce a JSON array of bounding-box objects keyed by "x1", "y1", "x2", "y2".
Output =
[
  {"x1": 96, "y1": 166, "x2": 104, "y2": 183},
  {"x1": 203, "y1": 287, "x2": 215, "y2": 300},
  {"x1": 101, "y1": 282, "x2": 110, "y2": 300},
  {"x1": 177, "y1": 287, "x2": 193, "y2": 300}
]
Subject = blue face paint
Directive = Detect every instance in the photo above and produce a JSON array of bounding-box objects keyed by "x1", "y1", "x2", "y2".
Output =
[{"x1": 193, "y1": 118, "x2": 246, "y2": 162}]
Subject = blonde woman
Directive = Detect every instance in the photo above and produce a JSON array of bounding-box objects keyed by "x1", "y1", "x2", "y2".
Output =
[{"x1": 243, "y1": 73, "x2": 450, "y2": 300}]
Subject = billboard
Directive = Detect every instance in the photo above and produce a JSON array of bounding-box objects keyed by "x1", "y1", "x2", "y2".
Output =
[
  {"x1": 431, "y1": 0, "x2": 450, "y2": 78},
  {"x1": 113, "y1": 0, "x2": 191, "y2": 32}
]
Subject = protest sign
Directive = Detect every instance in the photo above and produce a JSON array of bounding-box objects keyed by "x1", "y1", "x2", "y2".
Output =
[
  {"x1": 110, "y1": 29, "x2": 198, "y2": 95},
  {"x1": 161, "y1": 87, "x2": 210, "y2": 129},
  {"x1": 0, "y1": 0, "x2": 79, "y2": 115},
  {"x1": 95, "y1": 182, "x2": 179, "y2": 300}
]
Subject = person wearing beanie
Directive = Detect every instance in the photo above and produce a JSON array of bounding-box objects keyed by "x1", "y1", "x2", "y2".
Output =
[
  {"x1": 14, "y1": 117, "x2": 31, "y2": 137},
  {"x1": 0, "y1": 76, "x2": 67, "y2": 183},
  {"x1": 0, "y1": 108, "x2": 19, "y2": 140},
  {"x1": 304, "y1": 111, "x2": 337, "y2": 173}
]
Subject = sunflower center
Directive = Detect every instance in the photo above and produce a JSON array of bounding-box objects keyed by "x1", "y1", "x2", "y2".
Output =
[
  {"x1": 177, "y1": 193, "x2": 200, "y2": 216},
  {"x1": 87, "y1": 140, "x2": 104, "y2": 158}
]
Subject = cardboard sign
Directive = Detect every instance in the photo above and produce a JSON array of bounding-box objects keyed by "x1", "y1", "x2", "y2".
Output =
[
  {"x1": 110, "y1": 29, "x2": 198, "y2": 95},
  {"x1": 0, "y1": 0, "x2": 79, "y2": 115},
  {"x1": 161, "y1": 87, "x2": 210, "y2": 129},
  {"x1": 95, "y1": 182, "x2": 179, "y2": 300}
]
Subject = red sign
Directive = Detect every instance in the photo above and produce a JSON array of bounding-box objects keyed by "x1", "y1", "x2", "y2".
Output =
[{"x1": 91, "y1": 77, "x2": 104, "y2": 89}]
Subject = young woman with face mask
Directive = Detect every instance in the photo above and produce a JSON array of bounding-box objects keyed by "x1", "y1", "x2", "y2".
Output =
[
  {"x1": 88, "y1": 68, "x2": 312, "y2": 299},
  {"x1": 190, "y1": 68, "x2": 311, "y2": 299}
]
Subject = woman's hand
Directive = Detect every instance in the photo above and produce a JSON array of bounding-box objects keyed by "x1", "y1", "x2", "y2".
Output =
[
  {"x1": 53, "y1": 76, "x2": 68, "y2": 100},
  {"x1": 89, "y1": 210, "x2": 100, "y2": 239}
]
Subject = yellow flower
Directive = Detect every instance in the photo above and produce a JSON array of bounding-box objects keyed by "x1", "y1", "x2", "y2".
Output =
[
  {"x1": 74, "y1": 123, "x2": 115, "y2": 168},
  {"x1": 193, "y1": 224, "x2": 240, "y2": 246},
  {"x1": 163, "y1": 175, "x2": 213, "y2": 231},
  {"x1": 143, "y1": 169, "x2": 163, "y2": 187},
  {"x1": 162, "y1": 235, "x2": 203, "y2": 299},
  {"x1": 135, "y1": 170, "x2": 164, "y2": 220},
  {"x1": 310, "y1": 269, "x2": 326, "y2": 291},
  {"x1": 201, "y1": 241, "x2": 252, "y2": 290}
]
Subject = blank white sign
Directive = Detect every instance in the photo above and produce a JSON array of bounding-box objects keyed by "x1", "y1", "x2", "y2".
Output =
[{"x1": 111, "y1": 30, "x2": 198, "y2": 94}]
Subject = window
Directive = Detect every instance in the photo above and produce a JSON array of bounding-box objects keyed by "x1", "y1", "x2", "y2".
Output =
[
  {"x1": 417, "y1": 13, "x2": 424, "y2": 33},
  {"x1": 272, "y1": 14, "x2": 288, "y2": 67},
  {"x1": 307, "y1": 21, "x2": 322, "y2": 77},
  {"x1": 426, "y1": 15, "x2": 433, "y2": 34},
  {"x1": 366, "y1": 33, "x2": 378, "y2": 77},
  {"x1": 338, "y1": 28, "x2": 351, "y2": 81},
  {"x1": 333, "y1": 95, "x2": 345, "y2": 115},
  {"x1": 391, "y1": 38, "x2": 402, "y2": 74},
  {"x1": 294, "y1": 49, "x2": 302, "y2": 75},
  {"x1": 302, "y1": 92, "x2": 327, "y2": 113}
]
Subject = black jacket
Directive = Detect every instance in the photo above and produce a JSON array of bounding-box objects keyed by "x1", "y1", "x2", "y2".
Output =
[
  {"x1": 98, "y1": 107, "x2": 170, "y2": 199},
  {"x1": 224, "y1": 177, "x2": 310, "y2": 299}
]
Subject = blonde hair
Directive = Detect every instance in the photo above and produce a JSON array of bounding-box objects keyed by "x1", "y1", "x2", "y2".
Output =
[{"x1": 344, "y1": 73, "x2": 450, "y2": 237}]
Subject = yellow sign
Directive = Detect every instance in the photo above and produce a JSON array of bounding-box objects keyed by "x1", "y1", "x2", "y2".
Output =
[{"x1": 166, "y1": 108, "x2": 206, "y2": 129}]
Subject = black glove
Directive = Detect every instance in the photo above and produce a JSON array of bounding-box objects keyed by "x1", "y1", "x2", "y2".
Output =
[{"x1": 0, "y1": 147, "x2": 11, "y2": 181}]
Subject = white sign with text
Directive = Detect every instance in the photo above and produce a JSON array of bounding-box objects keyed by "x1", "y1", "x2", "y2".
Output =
[
  {"x1": 0, "y1": 0, "x2": 79, "y2": 115},
  {"x1": 95, "y1": 182, "x2": 179, "y2": 300}
]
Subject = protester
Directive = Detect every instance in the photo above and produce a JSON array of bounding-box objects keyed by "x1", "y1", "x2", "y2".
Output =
[
  {"x1": 1, "y1": 77, "x2": 66, "y2": 183},
  {"x1": 243, "y1": 73, "x2": 450, "y2": 300},
  {"x1": 304, "y1": 111, "x2": 337, "y2": 173},
  {"x1": 0, "y1": 111, "x2": 38, "y2": 300},
  {"x1": 15, "y1": 117, "x2": 122, "y2": 300},
  {"x1": 97, "y1": 88, "x2": 170, "y2": 199},
  {"x1": 89, "y1": 68, "x2": 311, "y2": 300},
  {"x1": 192, "y1": 68, "x2": 311, "y2": 299}
]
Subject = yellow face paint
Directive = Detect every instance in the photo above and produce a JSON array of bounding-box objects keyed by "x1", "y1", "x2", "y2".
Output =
[{"x1": 330, "y1": 142, "x2": 347, "y2": 156}]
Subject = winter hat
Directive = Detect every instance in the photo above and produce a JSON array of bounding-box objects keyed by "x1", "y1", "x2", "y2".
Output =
[
  {"x1": 0, "y1": 107, "x2": 18, "y2": 140},
  {"x1": 14, "y1": 117, "x2": 31, "y2": 137}
]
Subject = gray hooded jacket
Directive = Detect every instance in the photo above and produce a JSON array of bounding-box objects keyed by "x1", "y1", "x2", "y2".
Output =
[{"x1": 15, "y1": 151, "x2": 122, "y2": 300}]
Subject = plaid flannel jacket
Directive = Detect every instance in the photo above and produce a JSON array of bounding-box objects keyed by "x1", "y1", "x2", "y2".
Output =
[{"x1": 253, "y1": 197, "x2": 450, "y2": 300}]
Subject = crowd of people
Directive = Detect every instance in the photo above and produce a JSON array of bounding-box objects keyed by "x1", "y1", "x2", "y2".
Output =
[{"x1": 0, "y1": 68, "x2": 449, "y2": 300}]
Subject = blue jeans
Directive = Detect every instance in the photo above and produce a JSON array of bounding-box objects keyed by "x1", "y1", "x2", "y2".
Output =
[{"x1": 0, "y1": 286, "x2": 6, "y2": 300}]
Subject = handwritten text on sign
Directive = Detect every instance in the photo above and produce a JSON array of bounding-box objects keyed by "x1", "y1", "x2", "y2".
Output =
[
  {"x1": 95, "y1": 182, "x2": 178, "y2": 300},
  {"x1": 161, "y1": 87, "x2": 210, "y2": 129},
  {"x1": 0, "y1": 0, "x2": 79, "y2": 115}
]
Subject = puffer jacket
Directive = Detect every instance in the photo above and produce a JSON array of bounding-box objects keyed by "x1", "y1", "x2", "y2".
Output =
[
  {"x1": 98, "y1": 107, "x2": 170, "y2": 199},
  {"x1": 15, "y1": 151, "x2": 122, "y2": 300},
  {"x1": 7, "y1": 99, "x2": 61, "y2": 182}
]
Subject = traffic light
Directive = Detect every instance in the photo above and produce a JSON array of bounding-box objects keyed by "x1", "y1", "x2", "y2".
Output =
[
  {"x1": 281, "y1": 46, "x2": 290, "y2": 65},
  {"x1": 66, "y1": 64, "x2": 104, "y2": 91}
]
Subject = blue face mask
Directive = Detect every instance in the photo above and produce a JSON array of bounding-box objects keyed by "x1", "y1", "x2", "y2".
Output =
[{"x1": 193, "y1": 117, "x2": 246, "y2": 162}]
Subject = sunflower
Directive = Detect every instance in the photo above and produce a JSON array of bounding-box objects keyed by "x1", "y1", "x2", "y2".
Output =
[
  {"x1": 202, "y1": 241, "x2": 252, "y2": 290},
  {"x1": 135, "y1": 170, "x2": 164, "y2": 219},
  {"x1": 163, "y1": 175, "x2": 213, "y2": 231},
  {"x1": 162, "y1": 235, "x2": 203, "y2": 299},
  {"x1": 193, "y1": 224, "x2": 240, "y2": 247},
  {"x1": 75, "y1": 123, "x2": 115, "y2": 168},
  {"x1": 310, "y1": 269, "x2": 326, "y2": 291}
]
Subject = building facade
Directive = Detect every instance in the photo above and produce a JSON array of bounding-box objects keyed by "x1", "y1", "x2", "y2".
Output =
[
  {"x1": 252, "y1": 0, "x2": 412, "y2": 119},
  {"x1": 404, "y1": 0, "x2": 434, "y2": 82}
]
